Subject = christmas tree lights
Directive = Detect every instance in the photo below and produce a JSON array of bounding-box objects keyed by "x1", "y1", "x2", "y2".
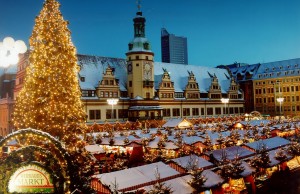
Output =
[{"x1": 13, "y1": 0, "x2": 86, "y2": 140}]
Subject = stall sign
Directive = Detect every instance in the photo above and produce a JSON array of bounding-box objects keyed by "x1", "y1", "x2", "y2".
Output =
[{"x1": 8, "y1": 164, "x2": 54, "y2": 193}]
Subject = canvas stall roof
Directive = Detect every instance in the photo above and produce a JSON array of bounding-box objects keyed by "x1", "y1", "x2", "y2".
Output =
[
  {"x1": 245, "y1": 137, "x2": 290, "y2": 151},
  {"x1": 162, "y1": 118, "x2": 193, "y2": 129},
  {"x1": 171, "y1": 154, "x2": 214, "y2": 169},
  {"x1": 85, "y1": 145, "x2": 105, "y2": 154},
  {"x1": 93, "y1": 162, "x2": 180, "y2": 190},
  {"x1": 142, "y1": 175, "x2": 195, "y2": 194},
  {"x1": 209, "y1": 146, "x2": 254, "y2": 162}
]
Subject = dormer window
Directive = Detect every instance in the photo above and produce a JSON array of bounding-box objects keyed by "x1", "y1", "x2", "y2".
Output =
[{"x1": 80, "y1": 77, "x2": 85, "y2": 82}]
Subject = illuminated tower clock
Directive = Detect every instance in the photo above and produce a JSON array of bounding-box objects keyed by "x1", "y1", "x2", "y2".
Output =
[{"x1": 126, "y1": 7, "x2": 154, "y2": 99}]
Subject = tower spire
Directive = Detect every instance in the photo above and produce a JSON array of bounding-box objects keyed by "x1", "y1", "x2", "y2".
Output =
[{"x1": 136, "y1": 0, "x2": 141, "y2": 11}]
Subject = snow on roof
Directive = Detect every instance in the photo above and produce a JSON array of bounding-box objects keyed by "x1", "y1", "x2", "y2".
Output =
[
  {"x1": 85, "y1": 144, "x2": 105, "y2": 154},
  {"x1": 240, "y1": 120, "x2": 271, "y2": 127},
  {"x1": 0, "y1": 65, "x2": 17, "y2": 75},
  {"x1": 240, "y1": 161, "x2": 255, "y2": 177},
  {"x1": 268, "y1": 148, "x2": 293, "y2": 167},
  {"x1": 93, "y1": 162, "x2": 180, "y2": 190},
  {"x1": 154, "y1": 62, "x2": 231, "y2": 93},
  {"x1": 245, "y1": 136, "x2": 290, "y2": 151},
  {"x1": 202, "y1": 169, "x2": 225, "y2": 188},
  {"x1": 209, "y1": 146, "x2": 254, "y2": 162},
  {"x1": 147, "y1": 137, "x2": 179, "y2": 149},
  {"x1": 253, "y1": 58, "x2": 300, "y2": 80},
  {"x1": 162, "y1": 118, "x2": 192, "y2": 128},
  {"x1": 143, "y1": 169, "x2": 224, "y2": 193},
  {"x1": 77, "y1": 55, "x2": 127, "y2": 92},
  {"x1": 77, "y1": 54, "x2": 233, "y2": 95},
  {"x1": 143, "y1": 175, "x2": 195, "y2": 194},
  {"x1": 171, "y1": 154, "x2": 214, "y2": 169}
]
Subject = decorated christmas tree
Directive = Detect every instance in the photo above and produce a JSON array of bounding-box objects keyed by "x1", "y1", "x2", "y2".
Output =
[
  {"x1": 11, "y1": 1, "x2": 95, "y2": 193},
  {"x1": 13, "y1": 0, "x2": 86, "y2": 140},
  {"x1": 188, "y1": 168, "x2": 207, "y2": 193}
]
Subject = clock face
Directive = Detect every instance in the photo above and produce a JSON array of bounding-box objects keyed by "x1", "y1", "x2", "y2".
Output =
[
  {"x1": 128, "y1": 63, "x2": 132, "y2": 73},
  {"x1": 145, "y1": 63, "x2": 151, "y2": 71},
  {"x1": 144, "y1": 63, "x2": 152, "y2": 80}
]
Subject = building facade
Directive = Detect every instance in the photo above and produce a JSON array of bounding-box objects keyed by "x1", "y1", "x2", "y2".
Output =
[
  {"x1": 0, "y1": 62, "x2": 19, "y2": 136},
  {"x1": 80, "y1": 10, "x2": 244, "y2": 124},
  {"x1": 225, "y1": 59, "x2": 300, "y2": 117},
  {"x1": 0, "y1": 8, "x2": 245, "y2": 136},
  {"x1": 161, "y1": 28, "x2": 188, "y2": 65}
]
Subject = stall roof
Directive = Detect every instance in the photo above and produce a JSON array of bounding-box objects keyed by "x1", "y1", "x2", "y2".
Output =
[
  {"x1": 268, "y1": 148, "x2": 293, "y2": 167},
  {"x1": 171, "y1": 154, "x2": 214, "y2": 169},
  {"x1": 143, "y1": 175, "x2": 194, "y2": 194},
  {"x1": 240, "y1": 161, "x2": 256, "y2": 177},
  {"x1": 85, "y1": 145, "x2": 105, "y2": 154},
  {"x1": 93, "y1": 162, "x2": 180, "y2": 191},
  {"x1": 208, "y1": 146, "x2": 255, "y2": 162},
  {"x1": 244, "y1": 136, "x2": 290, "y2": 151},
  {"x1": 163, "y1": 118, "x2": 193, "y2": 129}
]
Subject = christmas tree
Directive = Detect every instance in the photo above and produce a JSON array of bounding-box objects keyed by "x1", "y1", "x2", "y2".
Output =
[
  {"x1": 12, "y1": 1, "x2": 95, "y2": 193},
  {"x1": 188, "y1": 168, "x2": 207, "y2": 193},
  {"x1": 13, "y1": 0, "x2": 86, "y2": 140}
]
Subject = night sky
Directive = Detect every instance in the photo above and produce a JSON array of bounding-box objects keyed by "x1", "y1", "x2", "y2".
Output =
[{"x1": 0, "y1": 0, "x2": 299, "y2": 67}]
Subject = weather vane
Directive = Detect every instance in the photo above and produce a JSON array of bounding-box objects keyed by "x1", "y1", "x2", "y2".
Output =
[{"x1": 136, "y1": 0, "x2": 141, "y2": 11}]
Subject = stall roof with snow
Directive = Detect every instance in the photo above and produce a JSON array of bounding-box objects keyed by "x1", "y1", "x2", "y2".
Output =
[
  {"x1": 171, "y1": 154, "x2": 214, "y2": 169},
  {"x1": 244, "y1": 136, "x2": 290, "y2": 152},
  {"x1": 162, "y1": 118, "x2": 193, "y2": 129},
  {"x1": 207, "y1": 146, "x2": 255, "y2": 162},
  {"x1": 93, "y1": 162, "x2": 180, "y2": 191}
]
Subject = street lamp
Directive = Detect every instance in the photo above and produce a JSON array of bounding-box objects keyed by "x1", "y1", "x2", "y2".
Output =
[
  {"x1": 221, "y1": 98, "x2": 229, "y2": 115},
  {"x1": 0, "y1": 37, "x2": 27, "y2": 67},
  {"x1": 277, "y1": 97, "x2": 284, "y2": 121},
  {"x1": 107, "y1": 98, "x2": 119, "y2": 120}
]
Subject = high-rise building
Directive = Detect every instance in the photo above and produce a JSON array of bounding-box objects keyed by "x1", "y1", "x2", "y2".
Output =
[{"x1": 161, "y1": 28, "x2": 188, "y2": 65}]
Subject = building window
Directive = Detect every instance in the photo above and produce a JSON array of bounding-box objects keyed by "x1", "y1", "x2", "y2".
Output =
[
  {"x1": 183, "y1": 108, "x2": 190, "y2": 116},
  {"x1": 201, "y1": 108, "x2": 205, "y2": 116},
  {"x1": 118, "y1": 109, "x2": 128, "y2": 120},
  {"x1": 207, "y1": 108, "x2": 213, "y2": 115},
  {"x1": 129, "y1": 81, "x2": 132, "y2": 87},
  {"x1": 174, "y1": 92, "x2": 184, "y2": 98},
  {"x1": 163, "y1": 109, "x2": 171, "y2": 117},
  {"x1": 172, "y1": 108, "x2": 180, "y2": 117},
  {"x1": 106, "y1": 109, "x2": 117, "y2": 119},
  {"x1": 80, "y1": 77, "x2": 85, "y2": 82},
  {"x1": 89, "y1": 110, "x2": 101, "y2": 120},
  {"x1": 82, "y1": 90, "x2": 95, "y2": 97},
  {"x1": 215, "y1": 107, "x2": 221, "y2": 115},
  {"x1": 192, "y1": 108, "x2": 199, "y2": 116}
]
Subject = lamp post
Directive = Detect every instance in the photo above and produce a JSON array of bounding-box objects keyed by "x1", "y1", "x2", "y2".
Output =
[
  {"x1": 221, "y1": 98, "x2": 229, "y2": 115},
  {"x1": 107, "y1": 98, "x2": 119, "y2": 120},
  {"x1": 0, "y1": 37, "x2": 27, "y2": 67},
  {"x1": 277, "y1": 97, "x2": 284, "y2": 121}
]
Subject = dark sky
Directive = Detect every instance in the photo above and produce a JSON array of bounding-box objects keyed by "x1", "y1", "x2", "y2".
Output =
[{"x1": 0, "y1": 0, "x2": 299, "y2": 67}]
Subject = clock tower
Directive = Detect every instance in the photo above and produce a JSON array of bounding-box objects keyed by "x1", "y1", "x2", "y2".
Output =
[{"x1": 126, "y1": 8, "x2": 154, "y2": 99}]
